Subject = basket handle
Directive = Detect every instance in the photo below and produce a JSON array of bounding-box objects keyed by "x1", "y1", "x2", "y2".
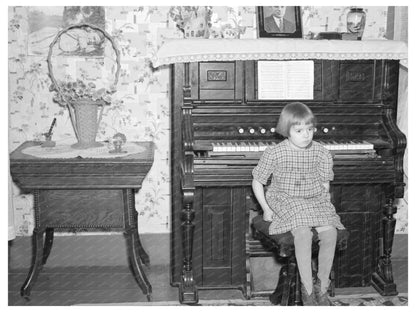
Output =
[{"x1": 47, "y1": 23, "x2": 121, "y2": 105}]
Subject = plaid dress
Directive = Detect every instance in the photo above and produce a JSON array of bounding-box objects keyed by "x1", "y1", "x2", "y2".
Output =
[{"x1": 252, "y1": 139, "x2": 345, "y2": 235}]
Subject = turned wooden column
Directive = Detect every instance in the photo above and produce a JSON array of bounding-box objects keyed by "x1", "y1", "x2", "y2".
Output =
[
  {"x1": 178, "y1": 65, "x2": 198, "y2": 302},
  {"x1": 371, "y1": 198, "x2": 398, "y2": 295}
]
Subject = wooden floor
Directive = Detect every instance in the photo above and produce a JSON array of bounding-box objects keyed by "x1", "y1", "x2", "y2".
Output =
[{"x1": 9, "y1": 260, "x2": 408, "y2": 306}]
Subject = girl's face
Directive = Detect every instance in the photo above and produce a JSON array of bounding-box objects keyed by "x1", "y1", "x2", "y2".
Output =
[{"x1": 288, "y1": 122, "x2": 314, "y2": 149}]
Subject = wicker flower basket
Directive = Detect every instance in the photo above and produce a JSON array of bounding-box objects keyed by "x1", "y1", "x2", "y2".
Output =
[
  {"x1": 47, "y1": 23, "x2": 121, "y2": 149},
  {"x1": 71, "y1": 99, "x2": 102, "y2": 148}
]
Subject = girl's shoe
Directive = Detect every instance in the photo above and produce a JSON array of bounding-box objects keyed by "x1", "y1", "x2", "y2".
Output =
[
  {"x1": 301, "y1": 283, "x2": 317, "y2": 306},
  {"x1": 313, "y1": 278, "x2": 333, "y2": 306}
]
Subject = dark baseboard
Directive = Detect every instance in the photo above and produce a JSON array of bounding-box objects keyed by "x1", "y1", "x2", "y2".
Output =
[{"x1": 9, "y1": 233, "x2": 407, "y2": 269}]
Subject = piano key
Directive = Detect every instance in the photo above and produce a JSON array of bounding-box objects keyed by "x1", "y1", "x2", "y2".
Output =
[
  {"x1": 258, "y1": 142, "x2": 267, "y2": 151},
  {"x1": 349, "y1": 140, "x2": 359, "y2": 149},
  {"x1": 350, "y1": 140, "x2": 360, "y2": 150},
  {"x1": 248, "y1": 142, "x2": 257, "y2": 152},
  {"x1": 219, "y1": 143, "x2": 226, "y2": 152},
  {"x1": 240, "y1": 142, "x2": 248, "y2": 151},
  {"x1": 226, "y1": 142, "x2": 235, "y2": 152},
  {"x1": 363, "y1": 140, "x2": 374, "y2": 149},
  {"x1": 332, "y1": 140, "x2": 342, "y2": 150},
  {"x1": 346, "y1": 140, "x2": 354, "y2": 149}
]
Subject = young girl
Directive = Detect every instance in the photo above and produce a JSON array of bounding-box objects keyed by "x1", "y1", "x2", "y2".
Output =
[{"x1": 252, "y1": 102, "x2": 345, "y2": 306}]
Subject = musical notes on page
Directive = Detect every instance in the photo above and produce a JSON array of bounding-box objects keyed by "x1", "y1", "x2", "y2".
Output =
[{"x1": 258, "y1": 60, "x2": 314, "y2": 100}]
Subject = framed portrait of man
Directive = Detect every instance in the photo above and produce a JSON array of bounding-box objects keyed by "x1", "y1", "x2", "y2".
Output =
[{"x1": 257, "y1": 6, "x2": 302, "y2": 38}]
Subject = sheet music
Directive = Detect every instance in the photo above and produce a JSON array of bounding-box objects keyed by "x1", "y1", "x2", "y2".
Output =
[{"x1": 258, "y1": 61, "x2": 314, "y2": 100}]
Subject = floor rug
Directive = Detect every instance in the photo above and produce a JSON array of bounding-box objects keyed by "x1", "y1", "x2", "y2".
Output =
[{"x1": 77, "y1": 293, "x2": 408, "y2": 306}]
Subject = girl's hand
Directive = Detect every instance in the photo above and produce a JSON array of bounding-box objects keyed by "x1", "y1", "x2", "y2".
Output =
[{"x1": 262, "y1": 209, "x2": 274, "y2": 222}]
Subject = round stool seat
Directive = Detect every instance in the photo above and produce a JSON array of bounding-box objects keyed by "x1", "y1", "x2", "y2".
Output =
[
  {"x1": 252, "y1": 215, "x2": 349, "y2": 255},
  {"x1": 251, "y1": 214, "x2": 349, "y2": 305}
]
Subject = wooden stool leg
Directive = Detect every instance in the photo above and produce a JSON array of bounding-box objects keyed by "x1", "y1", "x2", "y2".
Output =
[
  {"x1": 329, "y1": 267, "x2": 335, "y2": 297},
  {"x1": 281, "y1": 255, "x2": 297, "y2": 305},
  {"x1": 294, "y1": 267, "x2": 302, "y2": 305},
  {"x1": 270, "y1": 261, "x2": 287, "y2": 305}
]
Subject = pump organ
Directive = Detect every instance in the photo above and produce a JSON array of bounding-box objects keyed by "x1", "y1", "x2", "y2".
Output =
[{"x1": 160, "y1": 39, "x2": 407, "y2": 303}]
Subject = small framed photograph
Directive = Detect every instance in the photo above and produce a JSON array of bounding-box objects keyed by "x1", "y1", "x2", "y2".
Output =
[{"x1": 257, "y1": 6, "x2": 302, "y2": 38}]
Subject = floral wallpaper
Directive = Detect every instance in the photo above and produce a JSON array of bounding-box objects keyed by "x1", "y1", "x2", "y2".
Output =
[{"x1": 8, "y1": 6, "x2": 407, "y2": 236}]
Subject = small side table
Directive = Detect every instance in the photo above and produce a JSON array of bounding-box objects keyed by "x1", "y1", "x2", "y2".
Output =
[{"x1": 10, "y1": 141, "x2": 154, "y2": 301}]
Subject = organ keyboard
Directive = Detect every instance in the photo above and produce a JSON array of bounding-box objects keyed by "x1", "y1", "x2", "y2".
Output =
[
  {"x1": 162, "y1": 39, "x2": 407, "y2": 304},
  {"x1": 208, "y1": 140, "x2": 375, "y2": 157}
]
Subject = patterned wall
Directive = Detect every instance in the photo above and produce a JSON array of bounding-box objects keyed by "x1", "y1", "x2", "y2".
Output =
[{"x1": 8, "y1": 6, "x2": 407, "y2": 235}]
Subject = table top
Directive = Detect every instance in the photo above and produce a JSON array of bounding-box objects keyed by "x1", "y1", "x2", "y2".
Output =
[
  {"x1": 10, "y1": 141, "x2": 155, "y2": 190},
  {"x1": 10, "y1": 141, "x2": 154, "y2": 162}
]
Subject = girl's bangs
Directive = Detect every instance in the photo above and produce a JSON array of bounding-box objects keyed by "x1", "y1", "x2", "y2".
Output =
[{"x1": 292, "y1": 115, "x2": 315, "y2": 126}]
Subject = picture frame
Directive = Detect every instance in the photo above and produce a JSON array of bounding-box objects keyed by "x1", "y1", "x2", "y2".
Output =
[{"x1": 257, "y1": 6, "x2": 302, "y2": 38}]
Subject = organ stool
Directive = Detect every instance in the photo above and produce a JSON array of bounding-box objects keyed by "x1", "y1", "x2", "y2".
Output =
[{"x1": 251, "y1": 215, "x2": 349, "y2": 305}]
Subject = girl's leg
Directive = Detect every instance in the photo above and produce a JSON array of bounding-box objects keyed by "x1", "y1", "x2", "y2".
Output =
[
  {"x1": 291, "y1": 226, "x2": 313, "y2": 294},
  {"x1": 316, "y1": 226, "x2": 337, "y2": 292}
]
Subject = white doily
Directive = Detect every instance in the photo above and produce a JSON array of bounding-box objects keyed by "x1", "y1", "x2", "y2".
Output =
[
  {"x1": 152, "y1": 38, "x2": 408, "y2": 67},
  {"x1": 22, "y1": 142, "x2": 146, "y2": 159}
]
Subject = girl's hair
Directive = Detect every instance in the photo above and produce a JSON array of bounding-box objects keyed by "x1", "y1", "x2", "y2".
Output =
[{"x1": 276, "y1": 102, "x2": 316, "y2": 137}]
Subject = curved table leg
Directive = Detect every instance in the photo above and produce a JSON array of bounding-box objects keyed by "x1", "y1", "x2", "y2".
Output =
[
  {"x1": 21, "y1": 228, "x2": 45, "y2": 298},
  {"x1": 125, "y1": 228, "x2": 152, "y2": 300},
  {"x1": 134, "y1": 232, "x2": 150, "y2": 266},
  {"x1": 42, "y1": 228, "x2": 54, "y2": 265},
  {"x1": 124, "y1": 189, "x2": 152, "y2": 300}
]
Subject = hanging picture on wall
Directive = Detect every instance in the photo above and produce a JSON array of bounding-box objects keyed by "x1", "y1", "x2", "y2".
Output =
[
  {"x1": 27, "y1": 6, "x2": 105, "y2": 56},
  {"x1": 257, "y1": 6, "x2": 302, "y2": 38}
]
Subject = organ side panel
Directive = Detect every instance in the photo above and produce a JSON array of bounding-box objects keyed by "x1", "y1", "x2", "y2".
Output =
[
  {"x1": 193, "y1": 187, "x2": 246, "y2": 286},
  {"x1": 331, "y1": 184, "x2": 384, "y2": 287}
]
